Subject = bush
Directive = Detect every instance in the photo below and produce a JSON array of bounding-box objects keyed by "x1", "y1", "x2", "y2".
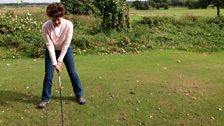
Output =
[
  {"x1": 100, "y1": 0, "x2": 130, "y2": 31},
  {"x1": 132, "y1": 1, "x2": 150, "y2": 10},
  {"x1": 0, "y1": 11, "x2": 43, "y2": 58},
  {"x1": 134, "y1": 16, "x2": 224, "y2": 52},
  {"x1": 61, "y1": 0, "x2": 100, "y2": 15},
  {"x1": 207, "y1": 16, "x2": 224, "y2": 29},
  {"x1": 140, "y1": 17, "x2": 175, "y2": 27}
]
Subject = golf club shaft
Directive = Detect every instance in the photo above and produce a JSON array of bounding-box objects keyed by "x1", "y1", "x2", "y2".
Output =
[{"x1": 58, "y1": 72, "x2": 64, "y2": 126}]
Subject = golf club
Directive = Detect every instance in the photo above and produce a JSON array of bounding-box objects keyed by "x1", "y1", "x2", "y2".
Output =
[{"x1": 58, "y1": 72, "x2": 64, "y2": 126}]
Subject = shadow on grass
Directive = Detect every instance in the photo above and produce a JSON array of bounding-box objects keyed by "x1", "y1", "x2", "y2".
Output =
[
  {"x1": 51, "y1": 96, "x2": 75, "y2": 101},
  {"x1": 0, "y1": 90, "x2": 80, "y2": 108},
  {"x1": 0, "y1": 90, "x2": 40, "y2": 106},
  {"x1": 51, "y1": 95, "x2": 81, "y2": 105}
]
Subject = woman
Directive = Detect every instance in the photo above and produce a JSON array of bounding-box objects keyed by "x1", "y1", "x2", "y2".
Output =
[{"x1": 38, "y1": 2, "x2": 86, "y2": 109}]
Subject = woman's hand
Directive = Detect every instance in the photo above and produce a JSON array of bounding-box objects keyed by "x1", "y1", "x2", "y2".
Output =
[{"x1": 54, "y1": 61, "x2": 62, "y2": 73}]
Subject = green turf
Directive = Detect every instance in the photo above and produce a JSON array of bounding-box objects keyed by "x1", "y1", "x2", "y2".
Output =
[
  {"x1": 130, "y1": 7, "x2": 224, "y2": 22},
  {"x1": 130, "y1": 7, "x2": 224, "y2": 17},
  {"x1": 0, "y1": 50, "x2": 224, "y2": 126}
]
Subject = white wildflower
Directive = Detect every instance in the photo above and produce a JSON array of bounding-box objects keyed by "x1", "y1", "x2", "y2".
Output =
[
  {"x1": 211, "y1": 117, "x2": 215, "y2": 120},
  {"x1": 162, "y1": 67, "x2": 167, "y2": 70},
  {"x1": 27, "y1": 13, "x2": 31, "y2": 16}
]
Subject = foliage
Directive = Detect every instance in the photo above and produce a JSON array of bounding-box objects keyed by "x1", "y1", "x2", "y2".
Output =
[
  {"x1": 62, "y1": 0, "x2": 130, "y2": 31},
  {"x1": 186, "y1": 0, "x2": 200, "y2": 9},
  {"x1": 187, "y1": 0, "x2": 224, "y2": 15},
  {"x1": 131, "y1": 1, "x2": 151, "y2": 10},
  {"x1": 96, "y1": 0, "x2": 130, "y2": 31},
  {"x1": 136, "y1": 16, "x2": 224, "y2": 52},
  {"x1": 0, "y1": 12, "x2": 43, "y2": 58},
  {"x1": 70, "y1": 15, "x2": 224, "y2": 55},
  {"x1": 209, "y1": 0, "x2": 224, "y2": 15},
  {"x1": 207, "y1": 15, "x2": 224, "y2": 28},
  {"x1": 0, "y1": 8, "x2": 224, "y2": 58},
  {"x1": 131, "y1": 0, "x2": 169, "y2": 10},
  {"x1": 61, "y1": 0, "x2": 100, "y2": 15},
  {"x1": 210, "y1": 0, "x2": 224, "y2": 7},
  {"x1": 170, "y1": 0, "x2": 186, "y2": 6}
]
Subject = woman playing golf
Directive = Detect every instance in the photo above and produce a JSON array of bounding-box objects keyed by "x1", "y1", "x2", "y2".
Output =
[{"x1": 38, "y1": 2, "x2": 86, "y2": 109}]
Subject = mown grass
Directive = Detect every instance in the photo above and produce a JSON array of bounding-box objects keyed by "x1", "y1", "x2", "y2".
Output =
[
  {"x1": 130, "y1": 7, "x2": 224, "y2": 17},
  {"x1": 129, "y1": 7, "x2": 224, "y2": 22},
  {"x1": 0, "y1": 50, "x2": 224, "y2": 126}
]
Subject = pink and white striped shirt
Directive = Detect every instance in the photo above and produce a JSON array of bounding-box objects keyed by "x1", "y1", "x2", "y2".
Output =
[{"x1": 42, "y1": 18, "x2": 73, "y2": 65}]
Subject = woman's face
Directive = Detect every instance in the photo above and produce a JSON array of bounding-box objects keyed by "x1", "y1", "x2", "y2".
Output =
[{"x1": 51, "y1": 17, "x2": 63, "y2": 27}]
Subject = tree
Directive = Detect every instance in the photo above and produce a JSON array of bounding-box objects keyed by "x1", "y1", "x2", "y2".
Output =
[
  {"x1": 148, "y1": 1, "x2": 156, "y2": 9},
  {"x1": 62, "y1": 0, "x2": 130, "y2": 31},
  {"x1": 198, "y1": 0, "x2": 210, "y2": 9},
  {"x1": 97, "y1": 0, "x2": 130, "y2": 31},
  {"x1": 153, "y1": 0, "x2": 169, "y2": 10},
  {"x1": 211, "y1": 0, "x2": 224, "y2": 15},
  {"x1": 186, "y1": 0, "x2": 201, "y2": 9},
  {"x1": 132, "y1": 0, "x2": 150, "y2": 10},
  {"x1": 199, "y1": 0, "x2": 224, "y2": 15},
  {"x1": 61, "y1": 0, "x2": 100, "y2": 15},
  {"x1": 170, "y1": 0, "x2": 185, "y2": 6}
]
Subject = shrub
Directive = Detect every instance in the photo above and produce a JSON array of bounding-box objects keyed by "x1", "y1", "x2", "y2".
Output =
[
  {"x1": 207, "y1": 15, "x2": 224, "y2": 29},
  {"x1": 140, "y1": 17, "x2": 175, "y2": 27},
  {"x1": 100, "y1": 0, "x2": 130, "y2": 31},
  {"x1": 132, "y1": 1, "x2": 150, "y2": 10},
  {"x1": 0, "y1": 11, "x2": 43, "y2": 58},
  {"x1": 61, "y1": 0, "x2": 100, "y2": 15}
]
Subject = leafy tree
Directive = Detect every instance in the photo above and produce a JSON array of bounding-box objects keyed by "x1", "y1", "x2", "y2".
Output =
[
  {"x1": 198, "y1": 0, "x2": 210, "y2": 9},
  {"x1": 211, "y1": 0, "x2": 224, "y2": 15},
  {"x1": 99, "y1": 0, "x2": 130, "y2": 31},
  {"x1": 148, "y1": 1, "x2": 156, "y2": 9},
  {"x1": 199, "y1": 0, "x2": 224, "y2": 15},
  {"x1": 131, "y1": 0, "x2": 169, "y2": 10},
  {"x1": 153, "y1": 0, "x2": 169, "y2": 10},
  {"x1": 61, "y1": 0, "x2": 130, "y2": 31},
  {"x1": 170, "y1": 0, "x2": 185, "y2": 6},
  {"x1": 132, "y1": 0, "x2": 150, "y2": 10},
  {"x1": 93, "y1": 0, "x2": 105, "y2": 15},
  {"x1": 186, "y1": 0, "x2": 200, "y2": 9},
  {"x1": 61, "y1": 0, "x2": 100, "y2": 15}
]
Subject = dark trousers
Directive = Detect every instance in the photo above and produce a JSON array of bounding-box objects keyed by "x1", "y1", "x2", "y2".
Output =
[{"x1": 41, "y1": 46, "x2": 83, "y2": 102}]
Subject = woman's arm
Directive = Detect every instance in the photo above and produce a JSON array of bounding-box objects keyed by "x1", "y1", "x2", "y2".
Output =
[
  {"x1": 57, "y1": 21, "x2": 73, "y2": 63},
  {"x1": 42, "y1": 23, "x2": 58, "y2": 65}
]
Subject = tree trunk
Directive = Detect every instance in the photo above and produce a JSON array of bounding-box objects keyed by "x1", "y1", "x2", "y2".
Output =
[{"x1": 217, "y1": 5, "x2": 220, "y2": 16}]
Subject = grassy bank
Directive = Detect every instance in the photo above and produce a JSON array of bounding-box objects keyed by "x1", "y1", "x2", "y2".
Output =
[
  {"x1": 0, "y1": 6, "x2": 224, "y2": 59},
  {"x1": 0, "y1": 50, "x2": 224, "y2": 125}
]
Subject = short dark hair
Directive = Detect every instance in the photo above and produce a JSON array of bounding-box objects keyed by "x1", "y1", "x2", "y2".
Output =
[{"x1": 46, "y1": 2, "x2": 65, "y2": 18}]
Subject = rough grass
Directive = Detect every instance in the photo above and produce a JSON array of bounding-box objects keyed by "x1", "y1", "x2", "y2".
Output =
[
  {"x1": 0, "y1": 50, "x2": 224, "y2": 126},
  {"x1": 0, "y1": 6, "x2": 224, "y2": 58},
  {"x1": 0, "y1": 6, "x2": 45, "y2": 15}
]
